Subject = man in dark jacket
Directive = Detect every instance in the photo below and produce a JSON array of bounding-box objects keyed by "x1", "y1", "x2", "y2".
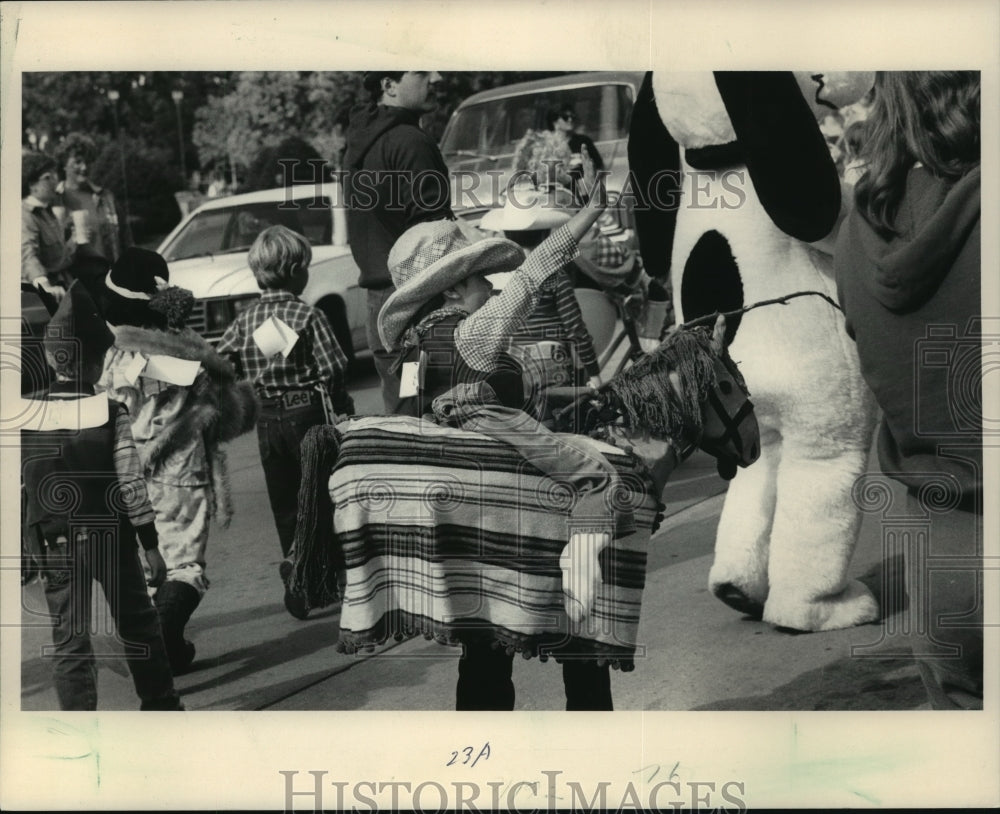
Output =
[{"x1": 344, "y1": 71, "x2": 453, "y2": 413}]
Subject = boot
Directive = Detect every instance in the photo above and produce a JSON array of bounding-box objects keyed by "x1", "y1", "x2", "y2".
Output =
[
  {"x1": 154, "y1": 580, "x2": 202, "y2": 675},
  {"x1": 279, "y1": 560, "x2": 309, "y2": 620}
]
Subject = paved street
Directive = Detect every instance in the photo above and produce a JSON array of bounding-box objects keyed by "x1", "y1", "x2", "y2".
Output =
[{"x1": 19, "y1": 355, "x2": 926, "y2": 712}]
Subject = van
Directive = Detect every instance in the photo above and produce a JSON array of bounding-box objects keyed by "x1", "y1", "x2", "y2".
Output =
[{"x1": 439, "y1": 71, "x2": 645, "y2": 232}]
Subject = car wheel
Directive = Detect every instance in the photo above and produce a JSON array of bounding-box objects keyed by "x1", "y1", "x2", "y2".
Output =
[{"x1": 316, "y1": 296, "x2": 355, "y2": 365}]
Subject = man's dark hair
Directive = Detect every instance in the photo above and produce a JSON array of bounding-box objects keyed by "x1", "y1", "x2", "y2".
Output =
[
  {"x1": 546, "y1": 106, "x2": 575, "y2": 130},
  {"x1": 22, "y1": 152, "x2": 57, "y2": 198},
  {"x1": 362, "y1": 71, "x2": 406, "y2": 100}
]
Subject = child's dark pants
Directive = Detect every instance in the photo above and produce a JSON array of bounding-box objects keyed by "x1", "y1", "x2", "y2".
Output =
[
  {"x1": 256, "y1": 393, "x2": 327, "y2": 557},
  {"x1": 456, "y1": 639, "x2": 613, "y2": 710},
  {"x1": 39, "y1": 521, "x2": 181, "y2": 711}
]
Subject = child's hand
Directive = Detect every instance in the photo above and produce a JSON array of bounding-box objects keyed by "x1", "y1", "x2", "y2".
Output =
[
  {"x1": 580, "y1": 148, "x2": 597, "y2": 197},
  {"x1": 560, "y1": 530, "x2": 610, "y2": 623},
  {"x1": 35, "y1": 277, "x2": 66, "y2": 303},
  {"x1": 145, "y1": 548, "x2": 167, "y2": 588},
  {"x1": 566, "y1": 176, "x2": 609, "y2": 242},
  {"x1": 585, "y1": 171, "x2": 608, "y2": 212}
]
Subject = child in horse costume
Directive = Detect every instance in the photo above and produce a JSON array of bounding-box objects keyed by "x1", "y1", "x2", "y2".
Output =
[{"x1": 380, "y1": 189, "x2": 622, "y2": 709}]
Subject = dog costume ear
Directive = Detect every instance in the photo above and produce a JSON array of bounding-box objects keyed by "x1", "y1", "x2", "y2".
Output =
[
  {"x1": 627, "y1": 71, "x2": 681, "y2": 283},
  {"x1": 713, "y1": 71, "x2": 841, "y2": 243}
]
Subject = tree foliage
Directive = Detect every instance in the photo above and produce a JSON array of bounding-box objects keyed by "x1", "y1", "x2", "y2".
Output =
[
  {"x1": 192, "y1": 71, "x2": 362, "y2": 176},
  {"x1": 191, "y1": 71, "x2": 570, "y2": 179},
  {"x1": 23, "y1": 71, "x2": 235, "y2": 167},
  {"x1": 92, "y1": 135, "x2": 185, "y2": 242},
  {"x1": 243, "y1": 136, "x2": 330, "y2": 192},
  {"x1": 23, "y1": 70, "x2": 571, "y2": 236}
]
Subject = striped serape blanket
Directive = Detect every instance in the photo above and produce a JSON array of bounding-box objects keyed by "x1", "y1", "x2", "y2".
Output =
[{"x1": 324, "y1": 415, "x2": 664, "y2": 670}]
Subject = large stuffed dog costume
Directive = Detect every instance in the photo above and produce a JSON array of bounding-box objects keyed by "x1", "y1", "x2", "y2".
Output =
[{"x1": 628, "y1": 71, "x2": 879, "y2": 631}]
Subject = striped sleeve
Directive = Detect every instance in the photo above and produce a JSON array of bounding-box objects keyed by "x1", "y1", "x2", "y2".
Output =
[{"x1": 113, "y1": 407, "x2": 156, "y2": 528}]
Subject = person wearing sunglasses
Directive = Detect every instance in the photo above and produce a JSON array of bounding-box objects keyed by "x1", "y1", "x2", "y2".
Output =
[{"x1": 546, "y1": 106, "x2": 605, "y2": 200}]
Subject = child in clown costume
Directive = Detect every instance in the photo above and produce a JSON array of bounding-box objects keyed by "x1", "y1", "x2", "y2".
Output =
[{"x1": 97, "y1": 248, "x2": 257, "y2": 674}]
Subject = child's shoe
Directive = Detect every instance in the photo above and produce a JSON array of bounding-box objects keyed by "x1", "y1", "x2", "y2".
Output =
[{"x1": 279, "y1": 560, "x2": 309, "y2": 620}]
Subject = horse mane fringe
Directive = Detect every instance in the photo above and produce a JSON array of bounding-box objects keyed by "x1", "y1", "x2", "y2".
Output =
[
  {"x1": 290, "y1": 423, "x2": 344, "y2": 609},
  {"x1": 601, "y1": 327, "x2": 716, "y2": 439}
]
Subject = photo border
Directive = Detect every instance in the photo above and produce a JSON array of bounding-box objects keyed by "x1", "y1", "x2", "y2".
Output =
[{"x1": 2, "y1": 0, "x2": 997, "y2": 809}]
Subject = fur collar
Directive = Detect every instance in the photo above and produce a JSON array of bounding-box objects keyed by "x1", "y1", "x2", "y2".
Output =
[
  {"x1": 111, "y1": 325, "x2": 236, "y2": 382},
  {"x1": 108, "y1": 326, "x2": 257, "y2": 473}
]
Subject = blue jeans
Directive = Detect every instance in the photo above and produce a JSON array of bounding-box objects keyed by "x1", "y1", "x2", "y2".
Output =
[
  {"x1": 257, "y1": 400, "x2": 327, "y2": 557},
  {"x1": 39, "y1": 521, "x2": 181, "y2": 711},
  {"x1": 365, "y1": 287, "x2": 400, "y2": 415}
]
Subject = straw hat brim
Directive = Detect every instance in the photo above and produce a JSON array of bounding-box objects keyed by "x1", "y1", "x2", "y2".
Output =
[
  {"x1": 378, "y1": 237, "x2": 525, "y2": 350},
  {"x1": 479, "y1": 203, "x2": 573, "y2": 233}
]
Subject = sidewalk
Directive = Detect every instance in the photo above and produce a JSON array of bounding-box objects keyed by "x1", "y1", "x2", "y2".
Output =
[{"x1": 19, "y1": 432, "x2": 924, "y2": 712}]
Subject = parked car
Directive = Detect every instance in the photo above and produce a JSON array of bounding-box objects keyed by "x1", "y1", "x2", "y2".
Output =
[
  {"x1": 439, "y1": 71, "x2": 645, "y2": 238},
  {"x1": 157, "y1": 182, "x2": 366, "y2": 358}
]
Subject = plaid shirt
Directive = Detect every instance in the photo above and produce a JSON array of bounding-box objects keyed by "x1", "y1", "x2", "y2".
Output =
[
  {"x1": 591, "y1": 234, "x2": 628, "y2": 268},
  {"x1": 457, "y1": 225, "x2": 578, "y2": 372},
  {"x1": 216, "y1": 290, "x2": 349, "y2": 401}
]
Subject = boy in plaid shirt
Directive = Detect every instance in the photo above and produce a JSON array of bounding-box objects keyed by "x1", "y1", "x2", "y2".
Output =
[{"x1": 217, "y1": 225, "x2": 353, "y2": 619}]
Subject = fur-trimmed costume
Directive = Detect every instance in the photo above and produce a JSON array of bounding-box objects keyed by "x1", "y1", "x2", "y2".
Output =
[
  {"x1": 99, "y1": 326, "x2": 257, "y2": 595},
  {"x1": 628, "y1": 71, "x2": 880, "y2": 631}
]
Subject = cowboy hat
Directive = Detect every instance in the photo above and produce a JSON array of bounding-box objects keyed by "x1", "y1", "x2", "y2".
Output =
[
  {"x1": 378, "y1": 219, "x2": 525, "y2": 351},
  {"x1": 478, "y1": 185, "x2": 575, "y2": 233}
]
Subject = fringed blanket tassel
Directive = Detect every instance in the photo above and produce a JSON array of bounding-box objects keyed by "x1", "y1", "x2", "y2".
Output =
[{"x1": 289, "y1": 423, "x2": 343, "y2": 609}]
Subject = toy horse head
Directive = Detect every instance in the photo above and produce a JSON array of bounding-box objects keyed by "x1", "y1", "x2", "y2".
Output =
[
  {"x1": 559, "y1": 315, "x2": 759, "y2": 481},
  {"x1": 698, "y1": 334, "x2": 760, "y2": 479}
]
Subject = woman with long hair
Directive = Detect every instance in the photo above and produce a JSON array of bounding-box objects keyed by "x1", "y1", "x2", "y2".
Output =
[{"x1": 835, "y1": 71, "x2": 982, "y2": 709}]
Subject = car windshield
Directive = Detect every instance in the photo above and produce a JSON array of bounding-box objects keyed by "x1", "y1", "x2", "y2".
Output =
[
  {"x1": 162, "y1": 196, "x2": 333, "y2": 262},
  {"x1": 440, "y1": 82, "x2": 634, "y2": 163}
]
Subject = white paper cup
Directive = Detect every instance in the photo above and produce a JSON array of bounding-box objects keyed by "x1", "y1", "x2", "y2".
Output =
[{"x1": 71, "y1": 210, "x2": 91, "y2": 244}]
